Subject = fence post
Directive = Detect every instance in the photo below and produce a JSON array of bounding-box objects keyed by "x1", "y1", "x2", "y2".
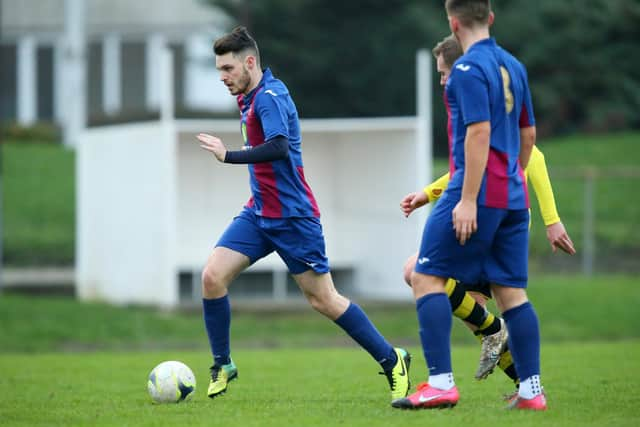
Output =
[{"x1": 582, "y1": 169, "x2": 596, "y2": 276}]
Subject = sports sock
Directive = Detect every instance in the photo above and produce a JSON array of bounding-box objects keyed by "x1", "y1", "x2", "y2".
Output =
[
  {"x1": 203, "y1": 295, "x2": 231, "y2": 366},
  {"x1": 428, "y1": 373, "x2": 455, "y2": 390},
  {"x1": 416, "y1": 293, "x2": 453, "y2": 375},
  {"x1": 334, "y1": 302, "x2": 397, "y2": 371},
  {"x1": 519, "y1": 375, "x2": 542, "y2": 399},
  {"x1": 497, "y1": 344, "x2": 519, "y2": 384},
  {"x1": 503, "y1": 301, "x2": 541, "y2": 386},
  {"x1": 445, "y1": 279, "x2": 501, "y2": 336}
]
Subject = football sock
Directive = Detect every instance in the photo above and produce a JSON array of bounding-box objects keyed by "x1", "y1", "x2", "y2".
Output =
[
  {"x1": 334, "y1": 302, "x2": 397, "y2": 371},
  {"x1": 497, "y1": 344, "x2": 519, "y2": 384},
  {"x1": 519, "y1": 375, "x2": 542, "y2": 399},
  {"x1": 503, "y1": 302, "x2": 541, "y2": 385},
  {"x1": 445, "y1": 279, "x2": 501, "y2": 336},
  {"x1": 203, "y1": 295, "x2": 231, "y2": 366},
  {"x1": 428, "y1": 372, "x2": 455, "y2": 391},
  {"x1": 417, "y1": 293, "x2": 453, "y2": 375}
]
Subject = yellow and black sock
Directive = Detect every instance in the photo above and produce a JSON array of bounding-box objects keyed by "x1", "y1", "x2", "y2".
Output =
[
  {"x1": 445, "y1": 279, "x2": 501, "y2": 336},
  {"x1": 497, "y1": 344, "x2": 519, "y2": 384}
]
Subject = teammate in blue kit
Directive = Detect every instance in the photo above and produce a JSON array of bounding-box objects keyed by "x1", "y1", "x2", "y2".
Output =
[
  {"x1": 392, "y1": 0, "x2": 546, "y2": 411},
  {"x1": 196, "y1": 26, "x2": 410, "y2": 403}
]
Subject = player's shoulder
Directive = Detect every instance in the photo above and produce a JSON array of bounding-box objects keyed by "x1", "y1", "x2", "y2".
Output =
[
  {"x1": 496, "y1": 45, "x2": 528, "y2": 76},
  {"x1": 258, "y1": 72, "x2": 290, "y2": 100},
  {"x1": 450, "y1": 53, "x2": 485, "y2": 82}
]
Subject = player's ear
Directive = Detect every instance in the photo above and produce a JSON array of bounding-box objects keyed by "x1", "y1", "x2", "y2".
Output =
[
  {"x1": 488, "y1": 11, "x2": 495, "y2": 27},
  {"x1": 245, "y1": 54, "x2": 256, "y2": 70},
  {"x1": 448, "y1": 15, "x2": 459, "y2": 34}
]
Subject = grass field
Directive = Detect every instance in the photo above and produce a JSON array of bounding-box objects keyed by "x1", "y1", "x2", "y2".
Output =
[
  {"x1": 2, "y1": 131, "x2": 640, "y2": 266},
  {"x1": 2, "y1": 276, "x2": 639, "y2": 352},
  {"x1": 1, "y1": 343, "x2": 639, "y2": 426},
  {"x1": 2, "y1": 275, "x2": 640, "y2": 425}
]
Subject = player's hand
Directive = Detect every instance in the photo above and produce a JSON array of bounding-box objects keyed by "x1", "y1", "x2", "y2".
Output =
[
  {"x1": 452, "y1": 198, "x2": 477, "y2": 245},
  {"x1": 546, "y1": 221, "x2": 576, "y2": 255},
  {"x1": 400, "y1": 191, "x2": 429, "y2": 217},
  {"x1": 197, "y1": 133, "x2": 227, "y2": 162}
]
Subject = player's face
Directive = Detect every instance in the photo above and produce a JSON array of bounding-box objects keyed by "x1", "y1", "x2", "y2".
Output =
[
  {"x1": 436, "y1": 54, "x2": 451, "y2": 86},
  {"x1": 216, "y1": 52, "x2": 252, "y2": 96}
]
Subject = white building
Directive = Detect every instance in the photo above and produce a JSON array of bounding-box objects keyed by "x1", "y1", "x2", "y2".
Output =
[{"x1": 0, "y1": 0, "x2": 235, "y2": 131}]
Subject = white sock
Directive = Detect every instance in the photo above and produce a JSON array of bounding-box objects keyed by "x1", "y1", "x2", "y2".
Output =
[
  {"x1": 519, "y1": 375, "x2": 543, "y2": 399},
  {"x1": 428, "y1": 373, "x2": 455, "y2": 390}
]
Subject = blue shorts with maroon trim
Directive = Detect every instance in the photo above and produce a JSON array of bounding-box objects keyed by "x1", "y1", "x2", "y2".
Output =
[
  {"x1": 415, "y1": 192, "x2": 529, "y2": 288},
  {"x1": 216, "y1": 208, "x2": 330, "y2": 275}
]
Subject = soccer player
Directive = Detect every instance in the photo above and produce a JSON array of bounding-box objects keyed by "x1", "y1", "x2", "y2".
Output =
[
  {"x1": 196, "y1": 26, "x2": 410, "y2": 403},
  {"x1": 391, "y1": 0, "x2": 547, "y2": 411},
  {"x1": 400, "y1": 35, "x2": 575, "y2": 390}
]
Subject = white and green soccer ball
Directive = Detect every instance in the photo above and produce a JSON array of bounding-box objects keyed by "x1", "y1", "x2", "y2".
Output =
[{"x1": 147, "y1": 361, "x2": 196, "y2": 404}]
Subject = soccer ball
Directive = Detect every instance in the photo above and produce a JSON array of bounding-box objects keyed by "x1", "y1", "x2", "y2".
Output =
[{"x1": 147, "y1": 360, "x2": 196, "y2": 404}]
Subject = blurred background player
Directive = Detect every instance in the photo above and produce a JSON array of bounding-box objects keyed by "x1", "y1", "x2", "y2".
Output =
[
  {"x1": 392, "y1": 0, "x2": 547, "y2": 411},
  {"x1": 400, "y1": 34, "x2": 575, "y2": 395},
  {"x1": 196, "y1": 26, "x2": 410, "y2": 403}
]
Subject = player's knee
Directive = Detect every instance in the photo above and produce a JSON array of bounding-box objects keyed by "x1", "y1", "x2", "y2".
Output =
[
  {"x1": 201, "y1": 264, "x2": 226, "y2": 296},
  {"x1": 403, "y1": 255, "x2": 417, "y2": 287}
]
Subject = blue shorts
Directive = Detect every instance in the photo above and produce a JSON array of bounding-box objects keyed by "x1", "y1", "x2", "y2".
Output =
[
  {"x1": 216, "y1": 208, "x2": 330, "y2": 275},
  {"x1": 415, "y1": 193, "x2": 529, "y2": 288}
]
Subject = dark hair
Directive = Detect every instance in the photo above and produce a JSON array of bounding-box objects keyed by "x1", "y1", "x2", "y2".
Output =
[
  {"x1": 445, "y1": 0, "x2": 491, "y2": 27},
  {"x1": 432, "y1": 34, "x2": 463, "y2": 68},
  {"x1": 213, "y1": 26, "x2": 260, "y2": 63}
]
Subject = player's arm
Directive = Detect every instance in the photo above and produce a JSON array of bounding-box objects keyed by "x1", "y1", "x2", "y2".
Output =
[
  {"x1": 519, "y1": 126, "x2": 535, "y2": 169},
  {"x1": 196, "y1": 134, "x2": 288, "y2": 163},
  {"x1": 424, "y1": 172, "x2": 450, "y2": 202},
  {"x1": 400, "y1": 172, "x2": 450, "y2": 218},
  {"x1": 224, "y1": 136, "x2": 288, "y2": 163},
  {"x1": 454, "y1": 120, "x2": 490, "y2": 244},
  {"x1": 526, "y1": 146, "x2": 576, "y2": 254}
]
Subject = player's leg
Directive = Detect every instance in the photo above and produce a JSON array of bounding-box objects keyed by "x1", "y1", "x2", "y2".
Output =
[
  {"x1": 393, "y1": 196, "x2": 484, "y2": 410},
  {"x1": 279, "y1": 217, "x2": 410, "y2": 403},
  {"x1": 488, "y1": 209, "x2": 546, "y2": 411},
  {"x1": 405, "y1": 254, "x2": 502, "y2": 335},
  {"x1": 203, "y1": 209, "x2": 273, "y2": 398},
  {"x1": 405, "y1": 253, "x2": 508, "y2": 379}
]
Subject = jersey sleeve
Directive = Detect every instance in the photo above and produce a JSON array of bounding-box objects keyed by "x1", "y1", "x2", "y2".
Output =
[
  {"x1": 254, "y1": 89, "x2": 290, "y2": 141},
  {"x1": 452, "y1": 62, "x2": 490, "y2": 125},
  {"x1": 526, "y1": 146, "x2": 560, "y2": 226},
  {"x1": 423, "y1": 172, "x2": 450, "y2": 202}
]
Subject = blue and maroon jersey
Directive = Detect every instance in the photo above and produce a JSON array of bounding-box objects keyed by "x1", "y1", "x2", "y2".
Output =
[
  {"x1": 237, "y1": 68, "x2": 320, "y2": 218},
  {"x1": 444, "y1": 37, "x2": 535, "y2": 209}
]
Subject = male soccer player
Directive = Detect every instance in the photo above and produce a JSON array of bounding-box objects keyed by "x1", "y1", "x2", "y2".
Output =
[
  {"x1": 400, "y1": 34, "x2": 575, "y2": 390},
  {"x1": 196, "y1": 26, "x2": 410, "y2": 403},
  {"x1": 392, "y1": 1, "x2": 547, "y2": 411}
]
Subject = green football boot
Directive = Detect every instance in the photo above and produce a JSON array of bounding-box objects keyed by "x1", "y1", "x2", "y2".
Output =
[{"x1": 207, "y1": 359, "x2": 238, "y2": 398}]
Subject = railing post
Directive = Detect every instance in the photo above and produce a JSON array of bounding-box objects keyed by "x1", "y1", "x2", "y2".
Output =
[{"x1": 582, "y1": 169, "x2": 596, "y2": 276}]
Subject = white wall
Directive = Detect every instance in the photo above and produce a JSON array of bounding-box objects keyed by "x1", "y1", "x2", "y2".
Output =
[
  {"x1": 176, "y1": 118, "x2": 424, "y2": 300},
  {"x1": 77, "y1": 117, "x2": 428, "y2": 306},
  {"x1": 76, "y1": 121, "x2": 177, "y2": 306}
]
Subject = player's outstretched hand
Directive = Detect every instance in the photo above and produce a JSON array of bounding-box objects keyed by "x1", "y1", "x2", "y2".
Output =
[
  {"x1": 197, "y1": 133, "x2": 227, "y2": 162},
  {"x1": 546, "y1": 221, "x2": 576, "y2": 255},
  {"x1": 452, "y1": 199, "x2": 477, "y2": 245},
  {"x1": 400, "y1": 191, "x2": 429, "y2": 217}
]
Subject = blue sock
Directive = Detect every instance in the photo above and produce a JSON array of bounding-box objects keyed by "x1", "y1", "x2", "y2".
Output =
[
  {"x1": 334, "y1": 302, "x2": 397, "y2": 371},
  {"x1": 417, "y1": 293, "x2": 452, "y2": 375},
  {"x1": 202, "y1": 296, "x2": 231, "y2": 366},
  {"x1": 503, "y1": 301, "x2": 540, "y2": 380}
]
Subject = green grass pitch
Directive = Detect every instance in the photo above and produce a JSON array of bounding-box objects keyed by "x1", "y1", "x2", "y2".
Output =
[{"x1": 1, "y1": 342, "x2": 639, "y2": 426}]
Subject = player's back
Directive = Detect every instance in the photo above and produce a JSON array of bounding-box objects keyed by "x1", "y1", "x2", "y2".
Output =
[{"x1": 447, "y1": 38, "x2": 530, "y2": 210}]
